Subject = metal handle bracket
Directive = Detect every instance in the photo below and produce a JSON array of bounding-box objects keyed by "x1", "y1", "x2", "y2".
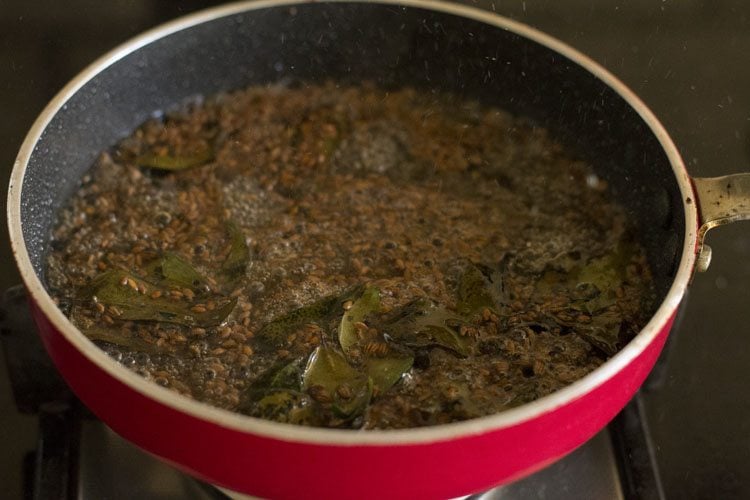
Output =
[{"x1": 692, "y1": 174, "x2": 750, "y2": 271}]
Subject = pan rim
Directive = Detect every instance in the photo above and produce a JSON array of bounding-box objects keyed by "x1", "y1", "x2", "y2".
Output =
[{"x1": 7, "y1": 0, "x2": 697, "y2": 446}]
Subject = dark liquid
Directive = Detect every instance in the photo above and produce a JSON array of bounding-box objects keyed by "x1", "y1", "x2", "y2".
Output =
[{"x1": 46, "y1": 83, "x2": 655, "y2": 429}]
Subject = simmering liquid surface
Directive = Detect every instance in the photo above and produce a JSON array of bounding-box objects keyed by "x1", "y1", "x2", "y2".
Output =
[{"x1": 46, "y1": 83, "x2": 654, "y2": 428}]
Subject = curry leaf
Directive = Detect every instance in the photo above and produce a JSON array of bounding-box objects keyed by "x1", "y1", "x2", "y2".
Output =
[
  {"x1": 338, "y1": 286, "x2": 380, "y2": 355},
  {"x1": 135, "y1": 146, "x2": 214, "y2": 171},
  {"x1": 578, "y1": 242, "x2": 633, "y2": 286},
  {"x1": 534, "y1": 243, "x2": 635, "y2": 315},
  {"x1": 332, "y1": 380, "x2": 372, "y2": 420},
  {"x1": 366, "y1": 355, "x2": 413, "y2": 394},
  {"x1": 240, "y1": 389, "x2": 322, "y2": 426},
  {"x1": 578, "y1": 294, "x2": 617, "y2": 315},
  {"x1": 302, "y1": 346, "x2": 371, "y2": 418},
  {"x1": 85, "y1": 269, "x2": 235, "y2": 327},
  {"x1": 255, "y1": 285, "x2": 364, "y2": 350},
  {"x1": 456, "y1": 262, "x2": 504, "y2": 317},
  {"x1": 578, "y1": 311, "x2": 623, "y2": 356},
  {"x1": 70, "y1": 307, "x2": 161, "y2": 353},
  {"x1": 406, "y1": 324, "x2": 469, "y2": 357},
  {"x1": 255, "y1": 296, "x2": 340, "y2": 350},
  {"x1": 382, "y1": 299, "x2": 469, "y2": 357},
  {"x1": 143, "y1": 253, "x2": 211, "y2": 294},
  {"x1": 83, "y1": 327, "x2": 161, "y2": 353},
  {"x1": 241, "y1": 358, "x2": 319, "y2": 424},
  {"x1": 221, "y1": 221, "x2": 250, "y2": 281},
  {"x1": 574, "y1": 245, "x2": 633, "y2": 314},
  {"x1": 250, "y1": 357, "x2": 305, "y2": 392}
]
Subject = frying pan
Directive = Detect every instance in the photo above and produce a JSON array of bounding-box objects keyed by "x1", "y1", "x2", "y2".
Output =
[{"x1": 8, "y1": 1, "x2": 750, "y2": 498}]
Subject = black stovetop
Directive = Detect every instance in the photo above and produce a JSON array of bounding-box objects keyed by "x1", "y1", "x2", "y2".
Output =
[{"x1": 2, "y1": 1, "x2": 750, "y2": 499}]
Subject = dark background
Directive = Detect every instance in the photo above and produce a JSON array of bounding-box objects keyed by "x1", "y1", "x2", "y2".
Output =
[{"x1": 1, "y1": 1, "x2": 749, "y2": 498}]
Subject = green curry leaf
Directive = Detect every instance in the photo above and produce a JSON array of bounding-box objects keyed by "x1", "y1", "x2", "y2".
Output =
[
  {"x1": 338, "y1": 286, "x2": 380, "y2": 355},
  {"x1": 302, "y1": 346, "x2": 371, "y2": 418},
  {"x1": 456, "y1": 262, "x2": 504, "y2": 317},
  {"x1": 83, "y1": 327, "x2": 160, "y2": 352},
  {"x1": 534, "y1": 243, "x2": 636, "y2": 318},
  {"x1": 70, "y1": 307, "x2": 161, "y2": 353},
  {"x1": 250, "y1": 357, "x2": 306, "y2": 392},
  {"x1": 366, "y1": 355, "x2": 413, "y2": 394},
  {"x1": 221, "y1": 221, "x2": 250, "y2": 282},
  {"x1": 240, "y1": 358, "x2": 321, "y2": 424},
  {"x1": 143, "y1": 253, "x2": 211, "y2": 294},
  {"x1": 255, "y1": 285, "x2": 364, "y2": 351},
  {"x1": 578, "y1": 311, "x2": 623, "y2": 356},
  {"x1": 382, "y1": 299, "x2": 469, "y2": 357},
  {"x1": 85, "y1": 269, "x2": 235, "y2": 327},
  {"x1": 240, "y1": 389, "x2": 322, "y2": 426}
]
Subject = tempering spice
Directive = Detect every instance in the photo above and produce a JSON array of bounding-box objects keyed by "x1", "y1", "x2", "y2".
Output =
[{"x1": 46, "y1": 82, "x2": 655, "y2": 429}]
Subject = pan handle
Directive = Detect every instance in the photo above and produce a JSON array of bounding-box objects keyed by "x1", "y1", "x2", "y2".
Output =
[{"x1": 692, "y1": 174, "x2": 750, "y2": 271}]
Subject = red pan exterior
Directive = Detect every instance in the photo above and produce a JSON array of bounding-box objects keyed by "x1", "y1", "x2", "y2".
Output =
[{"x1": 29, "y1": 296, "x2": 675, "y2": 499}]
